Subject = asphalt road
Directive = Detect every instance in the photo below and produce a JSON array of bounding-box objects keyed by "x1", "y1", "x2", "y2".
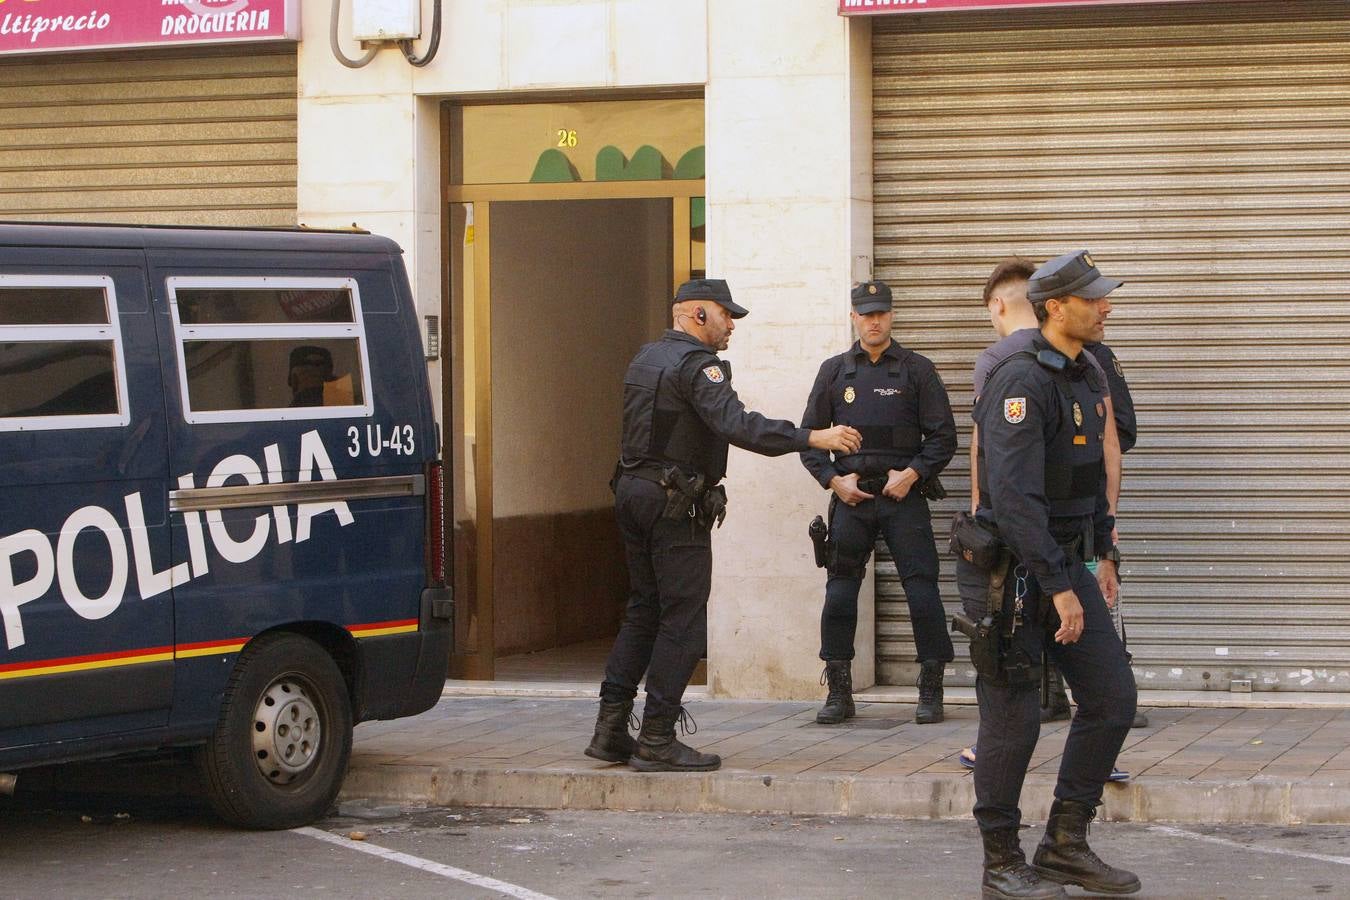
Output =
[{"x1": 3, "y1": 787, "x2": 1349, "y2": 899}]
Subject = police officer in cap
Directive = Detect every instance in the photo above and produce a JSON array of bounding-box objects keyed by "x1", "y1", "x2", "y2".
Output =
[
  {"x1": 801, "y1": 280, "x2": 957, "y2": 726},
  {"x1": 964, "y1": 251, "x2": 1139, "y2": 898},
  {"x1": 586, "y1": 279, "x2": 862, "y2": 772}
]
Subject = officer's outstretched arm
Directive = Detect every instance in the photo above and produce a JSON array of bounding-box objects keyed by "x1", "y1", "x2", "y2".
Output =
[{"x1": 686, "y1": 356, "x2": 810, "y2": 457}]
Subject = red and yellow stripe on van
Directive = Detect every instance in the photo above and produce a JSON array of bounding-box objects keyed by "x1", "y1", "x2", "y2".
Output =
[
  {"x1": 347, "y1": 618, "x2": 418, "y2": 639},
  {"x1": 175, "y1": 637, "x2": 250, "y2": 660},
  {"x1": 0, "y1": 619, "x2": 420, "y2": 680},
  {"x1": 0, "y1": 645, "x2": 174, "y2": 680}
]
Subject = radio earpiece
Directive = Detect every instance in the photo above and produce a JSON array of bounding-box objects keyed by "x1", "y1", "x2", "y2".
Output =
[{"x1": 695, "y1": 306, "x2": 707, "y2": 325}]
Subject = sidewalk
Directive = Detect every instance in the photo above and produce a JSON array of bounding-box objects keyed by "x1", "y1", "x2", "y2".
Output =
[{"x1": 340, "y1": 690, "x2": 1350, "y2": 825}]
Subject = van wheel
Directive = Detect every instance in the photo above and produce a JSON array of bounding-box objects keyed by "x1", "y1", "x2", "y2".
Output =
[{"x1": 196, "y1": 632, "x2": 353, "y2": 830}]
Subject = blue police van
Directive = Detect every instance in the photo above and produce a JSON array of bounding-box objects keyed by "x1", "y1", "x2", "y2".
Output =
[{"x1": 0, "y1": 223, "x2": 450, "y2": 828}]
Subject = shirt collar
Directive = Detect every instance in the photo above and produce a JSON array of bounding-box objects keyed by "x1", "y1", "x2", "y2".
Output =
[
  {"x1": 664, "y1": 328, "x2": 707, "y2": 349},
  {"x1": 850, "y1": 338, "x2": 901, "y2": 362},
  {"x1": 1030, "y1": 334, "x2": 1092, "y2": 378}
]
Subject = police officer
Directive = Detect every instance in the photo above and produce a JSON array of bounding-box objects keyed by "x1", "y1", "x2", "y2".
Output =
[
  {"x1": 962, "y1": 261, "x2": 1128, "y2": 776},
  {"x1": 800, "y1": 281, "x2": 957, "y2": 726},
  {"x1": 963, "y1": 252, "x2": 1139, "y2": 898},
  {"x1": 586, "y1": 279, "x2": 862, "y2": 772},
  {"x1": 288, "y1": 345, "x2": 334, "y2": 407}
]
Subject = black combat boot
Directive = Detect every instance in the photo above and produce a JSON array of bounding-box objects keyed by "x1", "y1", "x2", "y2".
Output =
[
  {"x1": 1040, "y1": 664, "x2": 1072, "y2": 723},
  {"x1": 815, "y1": 660, "x2": 855, "y2": 725},
  {"x1": 583, "y1": 698, "x2": 637, "y2": 763},
  {"x1": 915, "y1": 659, "x2": 945, "y2": 724},
  {"x1": 629, "y1": 708, "x2": 721, "y2": 772},
  {"x1": 980, "y1": 828, "x2": 1067, "y2": 899},
  {"x1": 1032, "y1": 799, "x2": 1141, "y2": 894}
]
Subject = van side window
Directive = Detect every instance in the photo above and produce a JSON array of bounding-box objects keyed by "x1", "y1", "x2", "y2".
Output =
[
  {"x1": 0, "y1": 275, "x2": 129, "y2": 431},
  {"x1": 168, "y1": 278, "x2": 374, "y2": 423}
]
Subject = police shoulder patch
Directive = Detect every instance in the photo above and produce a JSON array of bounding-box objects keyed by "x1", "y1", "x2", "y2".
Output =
[
  {"x1": 1112, "y1": 357, "x2": 1124, "y2": 378},
  {"x1": 702, "y1": 365, "x2": 725, "y2": 384},
  {"x1": 1003, "y1": 397, "x2": 1027, "y2": 424}
]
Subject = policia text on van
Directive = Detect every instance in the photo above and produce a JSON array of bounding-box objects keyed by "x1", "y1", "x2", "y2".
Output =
[{"x1": 0, "y1": 223, "x2": 450, "y2": 829}]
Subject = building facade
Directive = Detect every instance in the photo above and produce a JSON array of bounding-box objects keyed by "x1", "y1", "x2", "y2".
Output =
[{"x1": 3, "y1": 0, "x2": 1348, "y2": 697}]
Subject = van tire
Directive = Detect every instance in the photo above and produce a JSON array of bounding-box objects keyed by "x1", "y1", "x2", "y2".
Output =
[{"x1": 196, "y1": 632, "x2": 353, "y2": 830}]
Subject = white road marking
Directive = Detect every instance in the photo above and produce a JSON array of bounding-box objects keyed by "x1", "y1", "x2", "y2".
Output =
[
  {"x1": 1148, "y1": 824, "x2": 1350, "y2": 867},
  {"x1": 294, "y1": 826, "x2": 560, "y2": 899}
]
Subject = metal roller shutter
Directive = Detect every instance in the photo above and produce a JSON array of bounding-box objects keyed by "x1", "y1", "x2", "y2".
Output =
[
  {"x1": 872, "y1": 1, "x2": 1350, "y2": 692},
  {"x1": 0, "y1": 44, "x2": 296, "y2": 226}
]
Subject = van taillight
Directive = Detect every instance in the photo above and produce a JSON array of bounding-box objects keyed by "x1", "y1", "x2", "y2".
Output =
[{"x1": 425, "y1": 460, "x2": 446, "y2": 587}]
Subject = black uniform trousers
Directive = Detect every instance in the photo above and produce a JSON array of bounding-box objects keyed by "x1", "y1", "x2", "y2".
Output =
[
  {"x1": 600, "y1": 474, "x2": 711, "y2": 719},
  {"x1": 821, "y1": 490, "x2": 954, "y2": 664},
  {"x1": 956, "y1": 554, "x2": 1136, "y2": 833}
]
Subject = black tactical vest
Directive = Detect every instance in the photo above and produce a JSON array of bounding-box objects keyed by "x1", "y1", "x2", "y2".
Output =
[
  {"x1": 619, "y1": 336, "x2": 729, "y2": 482},
  {"x1": 829, "y1": 348, "x2": 924, "y2": 473},
  {"x1": 977, "y1": 350, "x2": 1106, "y2": 518}
]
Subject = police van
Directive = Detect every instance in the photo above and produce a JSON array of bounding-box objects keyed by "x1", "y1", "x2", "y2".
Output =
[{"x1": 0, "y1": 223, "x2": 450, "y2": 828}]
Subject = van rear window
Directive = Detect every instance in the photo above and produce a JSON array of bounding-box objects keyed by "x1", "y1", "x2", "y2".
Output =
[
  {"x1": 0, "y1": 286, "x2": 109, "y2": 325},
  {"x1": 168, "y1": 278, "x2": 374, "y2": 424},
  {"x1": 0, "y1": 276, "x2": 128, "y2": 431},
  {"x1": 176, "y1": 288, "x2": 355, "y2": 325}
]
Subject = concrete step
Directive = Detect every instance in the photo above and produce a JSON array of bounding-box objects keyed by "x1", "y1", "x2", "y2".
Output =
[{"x1": 340, "y1": 760, "x2": 1349, "y2": 826}]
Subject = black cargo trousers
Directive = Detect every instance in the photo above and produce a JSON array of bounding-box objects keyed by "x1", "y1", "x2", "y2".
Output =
[
  {"x1": 600, "y1": 474, "x2": 712, "y2": 719},
  {"x1": 955, "y1": 550, "x2": 1136, "y2": 833},
  {"x1": 821, "y1": 490, "x2": 954, "y2": 664}
]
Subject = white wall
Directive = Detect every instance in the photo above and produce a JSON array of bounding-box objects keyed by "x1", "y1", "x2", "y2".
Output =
[{"x1": 704, "y1": 2, "x2": 872, "y2": 700}]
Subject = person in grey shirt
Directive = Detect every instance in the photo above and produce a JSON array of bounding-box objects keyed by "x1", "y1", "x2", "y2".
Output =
[{"x1": 971, "y1": 259, "x2": 1119, "y2": 527}]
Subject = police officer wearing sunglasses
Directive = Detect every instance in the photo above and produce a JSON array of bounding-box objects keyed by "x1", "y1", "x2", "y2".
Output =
[{"x1": 964, "y1": 252, "x2": 1140, "y2": 899}]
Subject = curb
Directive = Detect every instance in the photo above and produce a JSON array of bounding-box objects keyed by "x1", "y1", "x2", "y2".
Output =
[
  {"x1": 339, "y1": 762, "x2": 1350, "y2": 826},
  {"x1": 441, "y1": 683, "x2": 1350, "y2": 710}
]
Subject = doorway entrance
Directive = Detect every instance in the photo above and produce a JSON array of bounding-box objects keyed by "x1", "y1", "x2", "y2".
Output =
[{"x1": 443, "y1": 98, "x2": 705, "y2": 682}]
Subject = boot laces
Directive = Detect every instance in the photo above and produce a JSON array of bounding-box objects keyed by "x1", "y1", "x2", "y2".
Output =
[
  {"x1": 1009, "y1": 860, "x2": 1046, "y2": 886},
  {"x1": 917, "y1": 663, "x2": 942, "y2": 703},
  {"x1": 628, "y1": 710, "x2": 640, "y2": 731},
  {"x1": 820, "y1": 663, "x2": 852, "y2": 698},
  {"x1": 1060, "y1": 807, "x2": 1110, "y2": 868},
  {"x1": 676, "y1": 707, "x2": 699, "y2": 736}
]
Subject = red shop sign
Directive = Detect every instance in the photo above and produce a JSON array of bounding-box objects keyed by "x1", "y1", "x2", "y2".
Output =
[
  {"x1": 0, "y1": 0, "x2": 297, "y2": 55},
  {"x1": 840, "y1": 0, "x2": 1209, "y2": 13}
]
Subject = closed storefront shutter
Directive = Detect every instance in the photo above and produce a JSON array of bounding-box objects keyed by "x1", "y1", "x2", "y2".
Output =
[
  {"x1": 871, "y1": 1, "x2": 1350, "y2": 692},
  {"x1": 0, "y1": 44, "x2": 296, "y2": 226}
]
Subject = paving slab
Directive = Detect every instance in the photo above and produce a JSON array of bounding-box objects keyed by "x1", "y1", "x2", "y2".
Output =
[{"x1": 339, "y1": 692, "x2": 1350, "y2": 825}]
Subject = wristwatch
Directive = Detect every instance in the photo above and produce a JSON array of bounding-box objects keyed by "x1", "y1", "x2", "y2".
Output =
[{"x1": 1097, "y1": 546, "x2": 1122, "y2": 565}]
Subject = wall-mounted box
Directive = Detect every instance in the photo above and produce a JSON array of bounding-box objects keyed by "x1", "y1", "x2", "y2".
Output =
[{"x1": 351, "y1": 0, "x2": 421, "y2": 41}]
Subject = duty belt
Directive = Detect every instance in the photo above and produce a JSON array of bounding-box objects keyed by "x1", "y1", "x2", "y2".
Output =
[
  {"x1": 856, "y1": 474, "x2": 888, "y2": 496},
  {"x1": 619, "y1": 462, "x2": 712, "y2": 489}
]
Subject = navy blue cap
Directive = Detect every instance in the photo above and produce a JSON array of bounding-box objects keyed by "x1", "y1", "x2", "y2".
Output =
[
  {"x1": 674, "y1": 278, "x2": 747, "y2": 319},
  {"x1": 1028, "y1": 251, "x2": 1122, "y2": 303},
  {"x1": 289, "y1": 345, "x2": 332, "y2": 370},
  {"x1": 851, "y1": 280, "x2": 892, "y2": 315}
]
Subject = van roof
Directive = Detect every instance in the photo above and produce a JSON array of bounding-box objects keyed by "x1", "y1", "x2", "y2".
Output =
[{"x1": 0, "y1": 221, "x2": 403, "y2": 255}]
